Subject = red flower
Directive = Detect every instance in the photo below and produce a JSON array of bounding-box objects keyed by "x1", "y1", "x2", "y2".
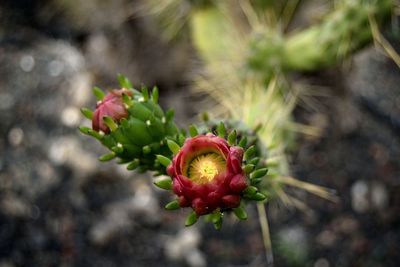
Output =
[
  {"x1": 167, "y1": 134, "x2": 247, "y2": 216},
  {"x1": 92, "y1": 89, "x2": 131, "y2": 133}
]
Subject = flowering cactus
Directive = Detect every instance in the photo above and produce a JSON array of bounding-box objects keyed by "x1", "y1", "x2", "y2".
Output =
[
  {"x1": 158, "y1": 123, "x2": 268, "y2": 229},
  {"x1": 80, "y1": 75, "x2": 269, "y2": 229}
]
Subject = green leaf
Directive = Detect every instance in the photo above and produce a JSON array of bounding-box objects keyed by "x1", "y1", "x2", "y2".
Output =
[
  {"x1": 103, "y1": 116, "x2": 118, "y2": 132},
  {"x1": 238, "y1": 136, "x2": 247, "y2": 148},
  {"x1": 152, "y1": 86, "x2": 159, "y2": 104},
  {"x1": 79, "y1": 126, "x2": 101, "y2": 139},
  {"x1": 122, "y1": 94, "x2": 133, "y2": 107},
  {"x1": 178, "y1": 134, "x2": 186, "y2": 146},
  {"x1": 233, "y1": 207, "x2": 248, "y2": 220},
  {"x1": 142, "y1": 145, "x2": 151, "y2": 154},
  {"x1": 166, "y1": 109, "x2": 175, "y2": 122},
  {"x1": 127, "y1": 159, "x2": 140, "y2": 170},
  {"x1": 189, "y1": 124, "x2": 199, "y2": 137},
  {"x1": 243, "y1": 186, "x2": 258, "y2": 195},
  {"x1": 141, "y1": 86, "x2": 149, "y2": 101},
  {"x1": 248, "y1": 157, "x2": 260, "y2": 166},
  {"x1": 93, "y1": 86, "x2": 105, "y2": 101},
  {"x1": 244, "y1": 145, "x2": 256, "y2": 160},
  {"x1": 80, "y1": 108, "x2": 93, "y2": 120},
  {"x1": 217, "y1": 122, "x2": 226, "y2": 138},
  {"x1": 167, "y1": 139, "x2": 180, "y2": 155},
  {"x1": 211, "y1": 211, "x2": 222, "y2": 224},
  {"x1": 117, "y1": 74, "x2": 133, "y2": 89},
  {"x1": 213, "y1": 218, "x2": 223, "y2": 230},
  {"x1": 244, "y1": 192, "x2": 267, "y2": 201},
  {"x1": 154, "y1": 178, "x2": 172, "y2": 190},
  {"x1": 250, "y1": 177, "x2": 262, "y2": 185},
  {"x1": 165, "y1": 200, "x2": 180, "y2": 210},
  {"x1": 250, "y1": 168, "x2": 268, "y2": 179},
  {"x1": 185, "y1": 211, "x2": 198, "y2": 226},
  {"x1": 111, "y1": 144, "x2": 124, "y2": 154},
  {"x1": 98, "y1": 152, "x2": 116, "y2": 162},
  {"x1": 243, "y1": 164, "x2": 255, "y2": 174},
  {"x1": 156, "y1": 155, "x2": 172, "y2": 167},
  {"x1": 227, "y1": 130, "x2": 237, "y2": 146}
]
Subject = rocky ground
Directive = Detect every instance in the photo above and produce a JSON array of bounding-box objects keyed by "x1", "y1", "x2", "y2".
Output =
[{"x1": 0, "y1": 1, "x2": 399, "y2": 267}]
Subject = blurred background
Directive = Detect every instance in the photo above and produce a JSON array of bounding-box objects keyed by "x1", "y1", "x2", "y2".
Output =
[{"x1": 0, "y1": 0, "x2": 399, "y2": 267}]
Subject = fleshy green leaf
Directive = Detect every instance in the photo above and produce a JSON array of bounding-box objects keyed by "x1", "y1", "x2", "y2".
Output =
[
  {"x1": 80, "y1": 108, "x2": 93, "y2": 120},
  {"x1": 117, "y1": 74, "x2": 133, "y2": 89},
  {"x1": 227, "y1": 130, "x2": 237, "y2": 146},
  {"x1": 111, "y1": 144, "x2": 124, "y2": 154},
  {"x1": 217, "y1": 122, "x2": 226, "y2": 138},
  {"x1": 250, "y1": 177, "x2": 262, "y2": 185},
  {"x1": 189, "y1": 124, "x2": 199, "y2": 137},
  {"x1": 248, "y1": 157, "x2": 260, "y2": 166},
  {"x1": 127, "y1": 159, "x2": 140, "y2": 170},
  {"x1": 93, "y1": 86, "x2": 105, "y2": 101},
  {"x1": 142, "y1": 145, "x2": 151, "y2": 154},
  {"x1": 243, "y1": 164, "x2": 255, "y2": 174},
  {"x1": 156, "y1": 155, "x2": 172, "y2": 167},
  {"x1": 166, "y1": 109, "x2": 175, "y2": 122},
  {"x1": 211, "y1": 211, "x2": 222, "y2": 224},
  {"x1": 250, "y1": 168, "x2": 268, "y2": 179},
  {"x1": 141, "y1": 86, "x2": 149, "y2": 101},
  {"x1": 165, "y1": 200, "x2": 180, "y2": 210},
  {"x1": 98, "y1": 153, "x2": 116, "y2": 162},
  {"x1": 185, "y1": 211, "x2": 198, "y2": 226},
  {"x1": 79, "y1": 126, "x2": 103, "y2": 140},
  {"x1": 233, "y1": 207, "x2": 248, "y2": 220},
  {"x1": 152, "y1": 86, "x2": 159, "y2": 104},
  {"x1": 122, "y1": 94, "x2": 133, "y2": 107},
  {"x1": 244, "y1": 192, "x2": 267, "y2": 201},
  {"x1": 213, "y1": 217, "x2": 223, "y2": 230},
  {"x1": 244, "y1": 145, "x2": 256, "y2": 160},
  {"x1": 103, "y1": 116, "x2": 118, "y2": 132},
  {"x1": 167, "y1": 139, "x2": 180, "y2": 155},
  {"x1": 238, "y1": 136, "x2": 247, "y2": 148},
  {"x1": 243, "y1": 186, "x2": 258, "y2": 195},
  {"x1": 154, "y1": 178, "x2": 172, "y2": 190}
]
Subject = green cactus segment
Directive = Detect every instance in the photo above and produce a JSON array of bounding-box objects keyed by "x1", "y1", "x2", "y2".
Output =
[{"x1": 248, "y1": 0, "x2": 393, "y2": 75}]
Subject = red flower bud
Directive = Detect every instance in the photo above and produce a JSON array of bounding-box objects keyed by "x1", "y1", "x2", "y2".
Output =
[
  {"x1": 168, "y1": 134, "x2": 247, "y2": 216},
  {"x1": 92, "y1": 89, "x2": 131, "y2": 133}
]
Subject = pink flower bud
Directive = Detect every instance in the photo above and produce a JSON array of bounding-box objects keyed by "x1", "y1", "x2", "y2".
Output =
[{"x1": 92, "y1": 89, "x2": 131, "y2": 133}]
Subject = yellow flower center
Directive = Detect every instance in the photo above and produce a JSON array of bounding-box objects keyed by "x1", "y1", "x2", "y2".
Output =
[{"x1": 188, "y1": 153, "x2": 226, "y2": 184}]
